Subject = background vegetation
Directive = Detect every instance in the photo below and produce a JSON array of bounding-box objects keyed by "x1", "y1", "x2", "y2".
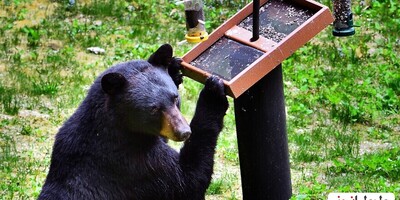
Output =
[{"x1": 0, "y1": 0, "x2": 398, "y2": 199}]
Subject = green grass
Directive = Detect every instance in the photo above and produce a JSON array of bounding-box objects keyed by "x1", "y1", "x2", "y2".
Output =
[{"x1": 0, "y1": 0, "x2": 399, "y2": 199}]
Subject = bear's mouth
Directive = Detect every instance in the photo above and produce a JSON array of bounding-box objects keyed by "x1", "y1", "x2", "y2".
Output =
[{"x1": 160, "y1": 106, "x2": 191, "y2": 142}]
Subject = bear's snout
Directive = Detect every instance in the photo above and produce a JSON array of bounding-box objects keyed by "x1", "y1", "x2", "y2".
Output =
[
  {"x1": 160, "y1": 106, "x2": 191, "y2": 141},
  {"x1": 175, "y1": 127, "x2": 191, "y2": 141}
]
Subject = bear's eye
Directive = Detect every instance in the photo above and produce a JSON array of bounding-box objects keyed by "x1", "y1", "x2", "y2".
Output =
[
  {"x1": 173, "y1": 96, "x2": 179, "y2": 105},
  {"x1": 150, "y1": 106, "x2": 159, "y2": 115}
]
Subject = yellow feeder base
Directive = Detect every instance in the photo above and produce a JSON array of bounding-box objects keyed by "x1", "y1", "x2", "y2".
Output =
[{"x1": 185, "y1": 31, "x2": 209, "y2": 43}]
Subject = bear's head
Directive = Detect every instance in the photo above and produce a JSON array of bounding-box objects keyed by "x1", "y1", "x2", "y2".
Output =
[{"x1": 100, "y1": 44, "x2": 191, "y2": 141}]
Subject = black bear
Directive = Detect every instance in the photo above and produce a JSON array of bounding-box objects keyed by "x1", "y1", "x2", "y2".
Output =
[{"x1": 39, "y1": 44, "x2": 229, "y2": 200}]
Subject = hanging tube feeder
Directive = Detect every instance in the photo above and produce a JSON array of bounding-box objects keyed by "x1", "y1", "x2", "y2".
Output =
[
  {"x1": 184, "y1": 0, "x2": 209, "y2": 43},
  {"x1": 332, "y1": 0, "x2": 355, "y2": 36}
]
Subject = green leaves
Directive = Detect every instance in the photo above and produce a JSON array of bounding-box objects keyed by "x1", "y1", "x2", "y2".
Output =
[
  {"x1": 330, "y1": 147, "x2": 400, "y2": 180},
  {"x1": 22, "y1": 26, "x2": 40, "y2": 48},
  {"x1": 0, "y1": 0, "x2": 399, "y2": 199}
]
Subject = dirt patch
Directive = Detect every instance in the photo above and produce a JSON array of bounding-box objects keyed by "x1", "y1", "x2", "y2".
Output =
[
  {"x1": 0, "y1": 63, "x2": 5, "y2": 72},
  {"x1": 18, "y1": 110, "x2": 50, "y2": 119},
  {"x1": 12, "y1": 0, "x2": 58, "y2": 29},
  {"x1": 47, "y1": 40, "x2": 64, "y2": 51},
  {"x1": 359, "y1": 141, "x2": 392, "y2": 155},
  {"x1": 76, "y1": 51, "x2": 103, "y2": 65},
  {"x1": 0, "y1": 9, "x2": 7, "y2": 17}
]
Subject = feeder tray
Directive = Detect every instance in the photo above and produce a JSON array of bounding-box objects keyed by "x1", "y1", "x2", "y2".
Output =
[{"x1": 182, "y1": 0, "x2": 334, "y2": 98}]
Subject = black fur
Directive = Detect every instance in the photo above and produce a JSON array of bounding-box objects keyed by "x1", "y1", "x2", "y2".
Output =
[{"x1": 39, "y1": 44, "x2": 229, "y2": 200}]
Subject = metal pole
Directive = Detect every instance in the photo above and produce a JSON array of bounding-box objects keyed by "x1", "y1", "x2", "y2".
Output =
[
  {"x1": 251, "y1": 0, "x2": 260, "y2": 42},
  {"x1": 234, "y1": 64, "x2": 292, "y2": 199}
]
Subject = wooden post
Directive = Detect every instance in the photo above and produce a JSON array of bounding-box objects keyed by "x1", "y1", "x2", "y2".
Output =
[{"x1": 234, "y1": 64, "x2": 292, "y2": 199}]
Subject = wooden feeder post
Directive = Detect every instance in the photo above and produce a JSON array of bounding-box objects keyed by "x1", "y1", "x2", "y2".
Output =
[
  {"x1": 181, "y1": 0, "x2": 334, "y2": 199},
  {"x1": 235, "y1": 64, "x2": 291, "y2": 199}
]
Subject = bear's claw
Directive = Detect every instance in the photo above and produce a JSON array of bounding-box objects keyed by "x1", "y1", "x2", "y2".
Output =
[
  {"x1": 168, "y1": 57, "x2": 183, "y2": 87},
  {"x1": 201, "y1": 75, "x2": 229, "y2": 113},
  {"x1": 205, "y1": 75, "x2": 225, "y2": 96}
]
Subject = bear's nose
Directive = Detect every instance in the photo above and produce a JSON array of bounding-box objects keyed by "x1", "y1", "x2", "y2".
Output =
[
  {"x1": 177, "y1": 127, "x2": 191, "y2": 141},
  {"x1": 160, "y1": 106, "x2": 192, "y2": 142}
]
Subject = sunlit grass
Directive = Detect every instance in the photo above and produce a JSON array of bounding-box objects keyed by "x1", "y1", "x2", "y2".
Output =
[{"x1": 0, "y1": 0, "x2": 399, "y2": 199}]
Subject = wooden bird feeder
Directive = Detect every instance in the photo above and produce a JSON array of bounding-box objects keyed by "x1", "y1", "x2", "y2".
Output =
[{"x1": 182, "y1": 0, "x2": 334, "y2": 98}]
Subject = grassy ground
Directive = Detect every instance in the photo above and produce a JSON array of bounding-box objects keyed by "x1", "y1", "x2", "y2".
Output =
[{"x1": 0, "y1": 0, "x2": 399, "y2": 199}]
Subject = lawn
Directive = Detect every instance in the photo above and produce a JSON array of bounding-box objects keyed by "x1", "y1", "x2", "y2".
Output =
[{"x1": 0, "y1": 0, "x2": 399, "y2": 199}]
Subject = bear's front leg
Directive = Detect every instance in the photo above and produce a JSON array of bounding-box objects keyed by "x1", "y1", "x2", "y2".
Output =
[
  {"x1": 190, "y1": 76, "x2": 229, "y2": 134},
  {"x1": 179, "y1": 76, "x2": 228, "y2": 198}
]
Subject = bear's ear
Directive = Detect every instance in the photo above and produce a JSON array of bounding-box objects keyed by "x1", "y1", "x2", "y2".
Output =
[
  {"x1": 148, "y1": 44, "x2": 173, "y2": 68},
  {"x1": 101, "y1": 73, "x2": 127, "y2": 95}
]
